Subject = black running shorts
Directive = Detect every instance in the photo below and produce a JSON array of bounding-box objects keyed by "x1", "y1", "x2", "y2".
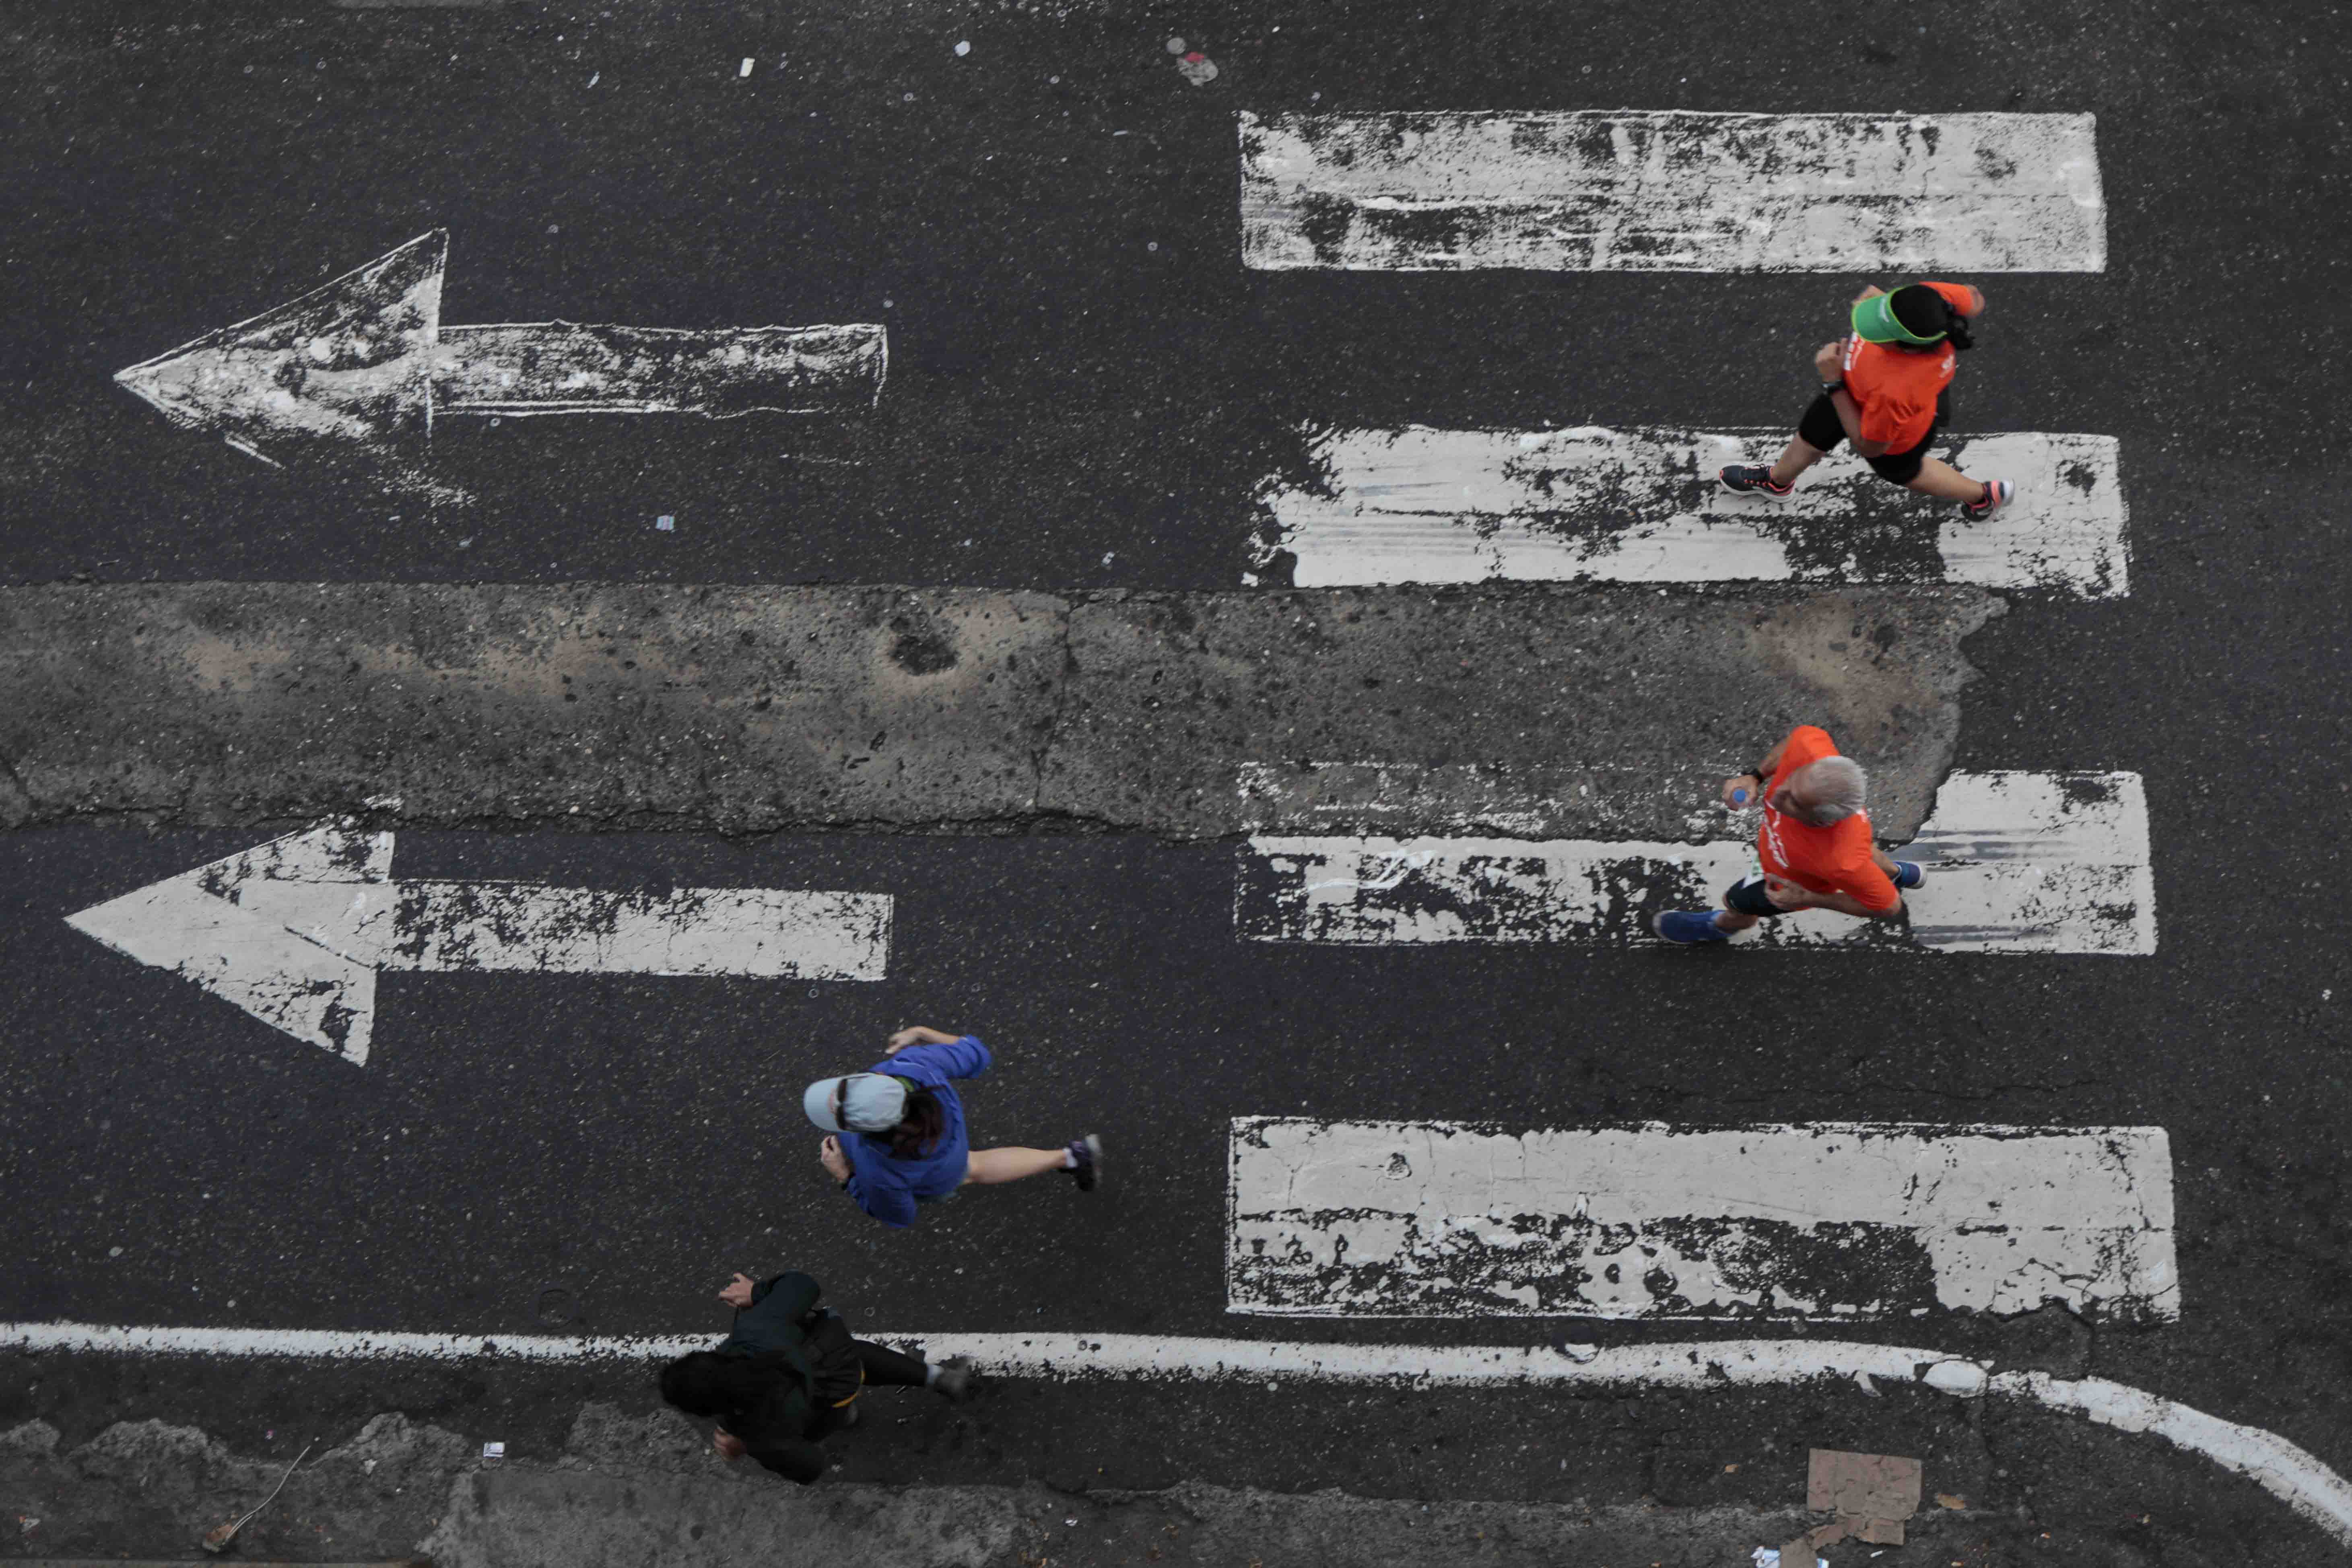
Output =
[
  {"x1": 1723, "y1": 874, "x2": 1783, "y2": 919},
  {"x1": 1797, "y1": 388, "x2": 1950, "y2": 486}
]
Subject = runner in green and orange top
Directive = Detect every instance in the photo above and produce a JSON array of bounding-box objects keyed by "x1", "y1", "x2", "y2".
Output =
[
  {"x1": 1651, "y1": 724, "x2": 1921, "y2": 945},
  {"x1": 1719, "y1": 281, "x2": 2015, "y2": 519}
]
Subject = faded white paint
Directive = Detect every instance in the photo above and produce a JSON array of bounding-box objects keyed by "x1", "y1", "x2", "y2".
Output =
[
  {"x1": 1259, "y1": 426, "x2": 2126, "y2": 598},
  {"x1": 5, "y1": 1322, "x2": 2345, "y2": 1545},
  {"x1": 1227, "y1": 1119, "x2": 2177, "y2": 1321},
  {"x1": 433, "y1": 321, "x2": 887, "y2": 418},
  {"x1": 1239, "y1": 111, "x2": 2107, "y2": 272},
  {"x1": 64, "y1": 824, "x2": 892, "y2": 1066},
  {"x1": 1236, "y1": 771, "x2": 2152, "y2": 955},
  {"x1": 116, "y1": 230, "x2": 886, "y2": 463},
  {"x1": 1900, "y1": 772, "x2": 2154, "y2": 953}
]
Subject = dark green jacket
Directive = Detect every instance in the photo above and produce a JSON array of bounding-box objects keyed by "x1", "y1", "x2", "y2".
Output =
[{"x1": 712, "y1": 1271, "x2": 860, "y2": 1484}]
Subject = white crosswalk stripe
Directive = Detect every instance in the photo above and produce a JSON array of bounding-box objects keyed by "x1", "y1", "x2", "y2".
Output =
[
  {"x1": 1227, "y1": 1118, "x2": 2179, "y2": 1321},
  {"x1": 1239, "y1": 110, "x2": 2107, "y2": 272},
  {"x1": 1235, "y1": 771, "x2": 2154, "y2": 955},
  {"x1": 1254, "y1": 426, "x2": 2127, "y2": 597}
]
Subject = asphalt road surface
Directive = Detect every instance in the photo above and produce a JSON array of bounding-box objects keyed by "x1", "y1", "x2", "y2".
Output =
[{"x1": 3, "y1": 2, "x2": 2350, "y2": 1566}]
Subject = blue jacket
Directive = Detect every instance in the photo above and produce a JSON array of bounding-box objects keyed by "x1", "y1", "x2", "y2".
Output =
[{"x1": 842, "y1": 1036, "x2": 992, "y2": 1227}]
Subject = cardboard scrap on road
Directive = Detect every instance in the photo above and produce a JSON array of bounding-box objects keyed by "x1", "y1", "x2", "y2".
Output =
[
  {"x1": 1809, "y1": 1446, "x2": 1925, "y2": 1521},
  {"x1": 1779, "y1": 1447, "x2": 1925, "y2": 1558}
]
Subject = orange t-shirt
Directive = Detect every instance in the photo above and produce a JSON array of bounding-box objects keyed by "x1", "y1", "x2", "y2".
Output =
[
  {"x1": 1757, "y1": 725, "x2": 1900, "y2": 914},
  {"x1": 1839, "y1": 281, "x2": 1984, "y2": 453}
]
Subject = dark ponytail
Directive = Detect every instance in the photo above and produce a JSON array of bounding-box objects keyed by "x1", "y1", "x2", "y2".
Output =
[
  {"x1": 1891, "y1": 283, "x2": 1974, "y2": 353},
  {"x1": 889, "y1": 1089, "x2": 948, "y2": 1158}
]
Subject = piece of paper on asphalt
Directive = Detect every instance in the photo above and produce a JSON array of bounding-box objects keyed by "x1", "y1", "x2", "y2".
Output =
[
  {"x1": 1809, "y1": 1446, "x2": 1925, "y2": 1539},
  {"x1": 1808, "y1": 1446, "x2": 1925, "y2": 1516}
]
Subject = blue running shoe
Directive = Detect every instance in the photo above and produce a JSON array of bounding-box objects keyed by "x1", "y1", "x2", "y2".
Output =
[
  {"x1": 1891, "y1": 861, "x2": 1925, "y2": 889},
  {"x1": 1652, "y1": 910, "x2": 1730, "y2": 944},
  {"x1": 1064, "y1": 1133, "x2": 1102, "y2": 1193}
]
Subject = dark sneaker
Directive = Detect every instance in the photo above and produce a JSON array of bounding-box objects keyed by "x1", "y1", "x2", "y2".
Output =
[
  {"x1": 1651, "y1": 911, "x2": 1731, "y2": 944},
  {"x1": 1719, "y1": 464, "x2": 1793, "y2": 497},
  {"x1": 1961, "y1": 478, "x2": 2014, "y2": 519},
  {"x1": 1891, "y1": 860, "x2": 1925, "y2": 890},
  {"x1": 930, "y1": 1356, "x2": 974, "y2": 1403},
  {"x1": 1065, "y1": 1134, "x2": 1102, "y2": 1193}
]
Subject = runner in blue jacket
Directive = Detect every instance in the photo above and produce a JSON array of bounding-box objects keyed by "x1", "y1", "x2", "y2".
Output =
[{"x1": 802, "y1": 1026, "x2": 1101, "y2": 1229}]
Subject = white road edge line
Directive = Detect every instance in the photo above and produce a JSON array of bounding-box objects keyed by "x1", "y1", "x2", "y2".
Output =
[
  {"x1": 1256, "y1": 426, "x2": 2128, "y2": 599},
  {"x1": 1239, "y1": 110, "x2": 2107, "y2": 272},
  {"x1": 5, "y1": 1323, "x2": 2344, "y2": 1545}
]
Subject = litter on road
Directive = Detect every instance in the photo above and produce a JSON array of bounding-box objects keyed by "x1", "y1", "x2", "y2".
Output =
[
  {"x1": 1778, "y1": 1447, "x2": 1925, "y2": 1559},
  {"x1": 199, "y1": 1440, "x2": 312, "y2": 1555}
]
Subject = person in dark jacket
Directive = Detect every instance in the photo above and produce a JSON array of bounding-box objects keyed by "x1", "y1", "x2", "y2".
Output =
[
  {"x1": 803, "y1": 1026, "x2": 1102, "y2": 1229},
  {"x1": 657, "y1": 1269, "x2": 970, "y2": 1482}
]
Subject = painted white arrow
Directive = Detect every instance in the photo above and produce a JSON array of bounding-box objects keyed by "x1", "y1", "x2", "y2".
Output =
[
  {"x1": 65, "y1": 825, "x2": 893, "y2": 1066},
  {"x1": 115, "y1": 230, "x2": 887, "y2": 464}
]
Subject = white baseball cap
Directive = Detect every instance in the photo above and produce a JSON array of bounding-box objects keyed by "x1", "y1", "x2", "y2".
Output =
[{"x1": 802, "y1": 1072, "x2": 909, "y2": 1133}]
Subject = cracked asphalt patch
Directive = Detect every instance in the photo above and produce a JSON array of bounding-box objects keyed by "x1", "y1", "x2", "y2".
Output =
[{"x1": 0, "y1": 582, "x2": 1994, "y2": 841}]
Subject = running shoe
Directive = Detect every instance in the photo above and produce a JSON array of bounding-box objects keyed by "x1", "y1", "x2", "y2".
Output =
[
  {"x1": 1651, "y1": 910, "x2": 1730, "y2": 944},
  {"x1": 930, "y1": 1356, "x2": 974, "y2": 1403},
  {"x1": 1064, "y1": 1133, "x2": 1103, "y2": 1193},
  {"x1": 1718, "y1": 464, "x2": 1793, "y2": 497},
  {"x1": 1961, "y1": 479, "x2": 2014, "y2": 519},
  {"x1": 1891, "y1": 860, "x2": 1925, "y2": 890}
]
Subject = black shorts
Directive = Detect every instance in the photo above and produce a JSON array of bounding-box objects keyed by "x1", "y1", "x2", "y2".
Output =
[
  {"x1": 1797, "y1": 388, "x2": 1950, "y2": 485},
  {"x1": 1723, "y1": 875, "x2": 1782, "y2": 919}
]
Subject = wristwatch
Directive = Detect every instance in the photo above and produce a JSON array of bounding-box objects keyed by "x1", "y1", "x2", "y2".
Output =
[{"x1": 1820, "y1": 379, "x2": 1847, "y2": 397}]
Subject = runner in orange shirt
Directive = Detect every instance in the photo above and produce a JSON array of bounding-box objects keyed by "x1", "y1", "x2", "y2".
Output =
[
  {"x1": 1651, "y1": 724, "x2": 1921, "y2": 945},
  {"x1": 1719, "y1": 282, "x2": 2014, "y2": 519}
]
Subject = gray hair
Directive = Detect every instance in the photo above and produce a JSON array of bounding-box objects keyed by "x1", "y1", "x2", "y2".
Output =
[{"x1": 1792, "y1": 755, "x2": 1867, "y2": 823}]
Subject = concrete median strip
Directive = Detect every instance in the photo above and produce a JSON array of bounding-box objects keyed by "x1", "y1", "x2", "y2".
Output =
[
  {"x1": 2, "y1": 1323, "x2": 2345, "y2": 1545},
  {"x1": 0, "y1": 583, "x2": 1994, "y2": 843}
]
